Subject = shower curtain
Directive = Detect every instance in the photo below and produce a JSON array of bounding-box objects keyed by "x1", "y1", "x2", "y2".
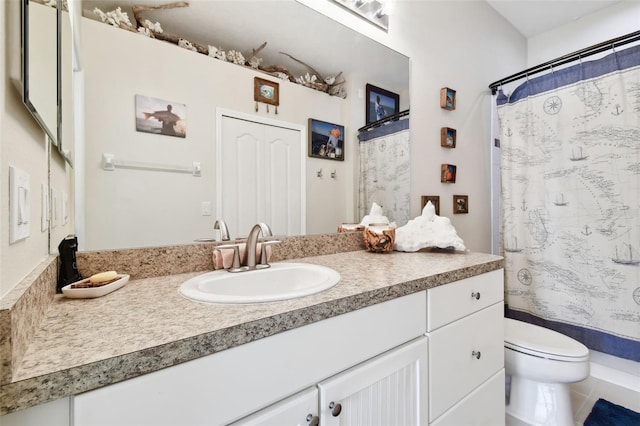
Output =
[
  {"x1": 497, "y1": 44, "x2": 640, "y2": 361},
  {"x1": 358, "y1": 118, "x2": 410, "y2": 226}
]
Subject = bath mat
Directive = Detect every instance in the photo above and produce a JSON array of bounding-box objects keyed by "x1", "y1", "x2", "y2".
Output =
[{"x1": 584, "y1": 398, "x2": 640, "y2": 426}]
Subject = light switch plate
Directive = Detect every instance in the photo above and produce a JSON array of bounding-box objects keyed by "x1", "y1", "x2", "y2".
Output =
[
  {"x1": 201, "y1": 201, "x2": 212, "y2": 216},
  {"x1": 51, "y1": 187, "x2": 58, "y2": 229},
  {"x1": 9, "y1": 166, "x2": 30, "y2": 243}
]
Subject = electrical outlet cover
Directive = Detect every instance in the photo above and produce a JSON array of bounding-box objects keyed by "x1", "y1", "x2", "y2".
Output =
[{"x1": 9, "y1": 166, "x2": 31, "y2": 243}]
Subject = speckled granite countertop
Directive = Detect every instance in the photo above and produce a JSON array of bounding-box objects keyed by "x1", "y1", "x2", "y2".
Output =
[{"x1": 1, "y1": 249, "x2": 502, "y2": 415}]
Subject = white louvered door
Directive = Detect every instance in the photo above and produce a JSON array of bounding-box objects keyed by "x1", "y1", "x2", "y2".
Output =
[
  {"x1": 218, "y1": 114, "x2": 304, "y2": 239},
  {"x1": 318, "y1": 337, "x2": 428, "y2": 426}
]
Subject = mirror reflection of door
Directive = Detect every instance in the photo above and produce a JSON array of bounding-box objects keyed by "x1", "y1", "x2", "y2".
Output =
[{"x1": 218, "y1": 115, "x2": 305, "y2": 239}]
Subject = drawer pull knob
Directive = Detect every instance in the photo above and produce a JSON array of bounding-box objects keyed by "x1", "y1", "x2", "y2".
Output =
[
  {"x1": 329, "y1": 401, "x2": 342, "y2": 417},
  {"x1": 472, "y1": 350, "x2": 482, "y2": 359},
  {"x1": 306, "y1": 414, "x2": 319, "y2": 426},
  {"x1": 471, "y1": 292, "x2": 481, "y2": 300}
]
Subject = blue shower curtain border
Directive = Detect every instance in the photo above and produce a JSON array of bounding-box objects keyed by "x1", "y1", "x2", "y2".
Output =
[
  {"x1": 358, "y1": 118, "x2": 409, "y2": 142},
  {"x1": 505, "y1": 306, "x2": 640, "y2": 362},
  {"x1": 497, "y1": 43, "x2": 640, "y2": 105}
]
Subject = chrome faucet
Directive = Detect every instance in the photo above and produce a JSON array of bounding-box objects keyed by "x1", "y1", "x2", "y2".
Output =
[
  {"x1": 214, "y1": 219, "x2": 230, "y2": 241},
  {"x1": 243, "y1": 223, "x2": 273, "y2": 269}
]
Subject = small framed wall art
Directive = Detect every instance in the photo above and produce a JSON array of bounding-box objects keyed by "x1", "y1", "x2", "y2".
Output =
[
  {"x1": 254, "y1": 77, "x2": 279, "y2": 106},
  {"x1": 441, "y1": 127, "x2": 457, "y2": 148},
  {"x1": 440, "y1": 87, "x2": 456, "y2": 110},
  {"x1": 366, "y1": 84, "x2": 400, "y2": 124},
  {"x1": 308, "y1": 118, "x2": 345, "y2": 161},
  {"x1": 441, "y1": 164, "x2": 457, "y2": 183},
  {"x1": 453, "y1": 195, "x2": 469, "y2": 214},
  {"x1": 421, "y1": 195, "x2": 440, "y2": 215},
  {"x1": 135, "y1": 94, "x2": 187, "y2": 138}
]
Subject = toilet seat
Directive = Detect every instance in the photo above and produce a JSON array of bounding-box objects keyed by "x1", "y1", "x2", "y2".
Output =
[{"x1": 504, "y1": 318, "x2": 589, "y2": 362}]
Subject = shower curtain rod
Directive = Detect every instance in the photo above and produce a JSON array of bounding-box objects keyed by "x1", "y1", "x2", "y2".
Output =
[
  {"x1": 489, "y1": 29, "x2": 640, "y2": 94},
  {"x1": 358, "y1": 108, "x2": 410, "y2": 133}
]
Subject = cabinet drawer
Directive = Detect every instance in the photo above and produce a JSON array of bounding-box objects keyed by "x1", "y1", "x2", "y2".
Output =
[
  {"x1": 427, "y1": 269, "x2": 503, "y2": 331},
  {"x1": 428, "y1": 302, "x2": 504, "y2": 422},
  {"x1": 430, "y1": 369, "x2": 505, "y2": 426}
]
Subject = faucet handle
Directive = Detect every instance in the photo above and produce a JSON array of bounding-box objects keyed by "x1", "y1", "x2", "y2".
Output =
[
  {"x1": 259, "y1": 240, "x2": 280, "y2": 266},
  {"x1": 215, "y1": 243, "x2": 243, "y2": 271}
]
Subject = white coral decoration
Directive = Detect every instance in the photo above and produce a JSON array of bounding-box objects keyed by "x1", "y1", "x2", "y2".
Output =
[
  {"x1": 324, "y1": 76, "x2": 336, "y2": 85},
  {"x1": 226, "y1": 50, "x2": 245, "y2": 65},
  {"x1": 274, "y1": 72, "x2": 289, "y2": 80},
  {"x1": 138, "y1": 27, "x2": 152, "y2": 37},
  {"x1": 208, "y1": 46, "x2": 226, "y2": 61},
  {"x1": 178, "y1": 38, "x2": 197, "y2": 52},
  {"x1": 93, "y1": 7, "x2": 132, "y2": 28},
  {"x1": 144, "y1": 19, "x2": 163, "y2": 34},
  {"x1": 296, "y1": 73, "x2": 318, "y2": 85},
  {"x1": 248, "y1": 56, "x2": 263, "y2": 69}
]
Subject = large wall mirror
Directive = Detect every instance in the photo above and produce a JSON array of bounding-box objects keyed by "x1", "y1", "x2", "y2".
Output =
[
  {"x1": 21, "y1": 0, "x2": 60, "y2": 146},
  {"x1": 76, "y1": 0, "x2": 410, "y2": 251}
]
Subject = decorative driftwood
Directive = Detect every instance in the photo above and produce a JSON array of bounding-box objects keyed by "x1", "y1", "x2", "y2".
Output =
[
  {"x1": 106, "y1": 2, "x2": 346, "y2": 96},
  {"x1": 245, "y1": 42, "x2": 267, "y2": 64},
  {"x1": 363, "y1": 226, "x2": 396, "y2": 253}
]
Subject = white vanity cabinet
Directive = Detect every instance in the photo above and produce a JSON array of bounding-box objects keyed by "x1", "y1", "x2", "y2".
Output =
[
  {"x1": 426, "y1": 269, "x2": 505, "y2": 425},
  {"x1": 230, "y1": 387, "x2": 320, "y2": 426},
  {"x1": 73, "y1": 291, "x2": 427, "y2": 426},
  {"x1": 233, "y1": 337, "x2": 428, "y2": 426}
]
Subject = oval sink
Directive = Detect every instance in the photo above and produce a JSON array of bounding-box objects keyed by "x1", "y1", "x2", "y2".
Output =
[{"x1": 179, "y1": 263, "x2": 341, "y2": 304}]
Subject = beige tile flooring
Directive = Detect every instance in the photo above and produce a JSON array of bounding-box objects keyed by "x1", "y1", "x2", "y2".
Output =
[{"x1": 506, "y1": 376, "x2": 640, "y2": 426}]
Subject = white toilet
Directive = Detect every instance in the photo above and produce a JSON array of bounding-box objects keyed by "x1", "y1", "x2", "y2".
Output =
[{"x1": 504, "y1": 318, "x2": 590, "y2": 426}]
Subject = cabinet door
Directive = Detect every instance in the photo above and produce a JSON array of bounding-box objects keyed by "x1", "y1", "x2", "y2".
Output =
[
  {"x1": 231, "y1": 387, "x2": 318, "y2": 426},
  {"x1": 428, "y1": 302, "x2": 504, "y2": 422},
  {"x1": 318, "y1": 337, "x2": 428, "y2": 426},
  {"x1": 430, "y1": 369, "x2": 505, "y2": 426}
]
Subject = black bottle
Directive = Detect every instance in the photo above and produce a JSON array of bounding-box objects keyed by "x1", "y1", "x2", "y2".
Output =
[{"x1": 57, "y1": 235, "x2": 83, "y2": 292}]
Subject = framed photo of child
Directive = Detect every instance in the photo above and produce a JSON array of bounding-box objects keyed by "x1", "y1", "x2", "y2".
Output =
[
  {"x1": 308, "y1": 119, "x2": 345, "y2": 161},
  {"x1": 365, "y1": 84, "x2": 399, "y2": 125}
]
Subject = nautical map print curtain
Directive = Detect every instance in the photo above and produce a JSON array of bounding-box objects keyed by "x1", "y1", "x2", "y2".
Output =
[
  {"x1": 358, "y1": 118, "x2": 410, "y2": 227},
  {"x1": 497, "y1": 44, "x2": 640, "y2": 361}
]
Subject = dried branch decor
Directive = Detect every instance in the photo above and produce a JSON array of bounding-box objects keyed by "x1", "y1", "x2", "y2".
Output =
[{"x1": 91, "y1": 2, "x2": 347, "y2": 98}]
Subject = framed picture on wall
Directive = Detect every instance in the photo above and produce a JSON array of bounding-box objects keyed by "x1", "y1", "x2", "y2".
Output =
[
  {"x1": 366, "y1": 84, "x2": 399, "y2": 124},
  {"x1": 421, "y1": 195, "x2": 440, "y2": 215},
  {"x1": 440, "y1": 87, "x2": 456, "y2": 110},
  {"x1": 308, "y1": 118, "x2": 345, "y2": 161},
  {"x1": 254, "y1": 77, "x2": 279, "y2": 106},
  {"x1": 441, "y1": 127, "x2": 457, "y2": 148},
  {"x1": 441, "y1": 164, "x2": 457, "y2": 183},
  {"x1": 453, "y1": 195, "x2": 469, "y2": 214},
  {"x1": 135, "y1": 94, "x2": 187, "y2": 138}
]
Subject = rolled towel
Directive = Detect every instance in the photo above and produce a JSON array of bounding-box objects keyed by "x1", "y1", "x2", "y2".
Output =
[{"x1": 213, "y1": 243, "x2": 273, "y2": 270}]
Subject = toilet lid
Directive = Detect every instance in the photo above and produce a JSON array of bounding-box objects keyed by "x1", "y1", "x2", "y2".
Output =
[{"x1": 504, "y1": 318, "x2": 589, "y2": 361}]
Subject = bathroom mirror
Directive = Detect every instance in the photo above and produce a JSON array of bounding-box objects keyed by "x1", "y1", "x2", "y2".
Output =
[
  {"x1": 77, "y1": 0, "x2": 409, "y2": 250},
  {"x1": 22, "y1": 0, "x2": 60, "y2": 146}
]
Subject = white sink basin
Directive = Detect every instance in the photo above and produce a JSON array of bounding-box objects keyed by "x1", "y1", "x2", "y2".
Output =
[{"x1": 179, "y1": 263, "x2": 341, "y2": 304}]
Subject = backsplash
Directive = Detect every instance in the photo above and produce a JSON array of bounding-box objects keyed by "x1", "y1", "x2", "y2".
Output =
[{"x1": 76, "y1": 232, "x2": 366, "y2": 279}]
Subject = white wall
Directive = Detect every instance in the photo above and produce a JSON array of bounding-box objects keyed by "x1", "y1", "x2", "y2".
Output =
[
  {"x1": 396, "y1": 1, "x2": 526, "y2": 252},
  {"x1": 527, "y1": 1, "x2": 640, "y2": 67}
]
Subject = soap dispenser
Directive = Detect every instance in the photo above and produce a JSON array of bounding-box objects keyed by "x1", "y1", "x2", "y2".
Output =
[{"x1": 57, "y1": 235, "x2": 83, "y2": 292}]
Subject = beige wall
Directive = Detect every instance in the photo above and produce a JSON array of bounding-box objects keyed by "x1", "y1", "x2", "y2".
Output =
[{"x1": 1, "y1": 0, "x2": 73, "y2": 298}]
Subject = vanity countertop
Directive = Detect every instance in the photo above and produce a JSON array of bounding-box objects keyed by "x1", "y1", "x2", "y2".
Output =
[{"x1": 0, "y1": 249, "x2": 502, "y2": 415}]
